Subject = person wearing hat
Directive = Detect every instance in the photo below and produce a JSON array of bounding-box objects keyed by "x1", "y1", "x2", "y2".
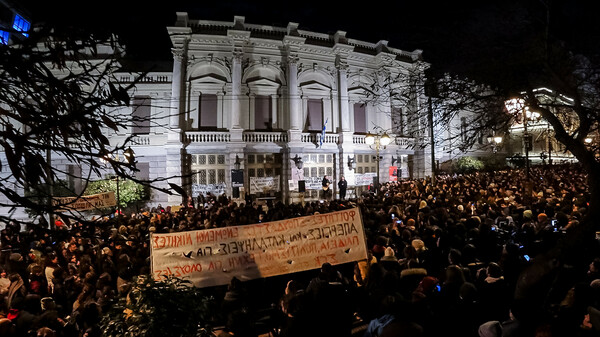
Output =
[
  {"x1": 380, "y1": 247, "x2": 400, "y2": 276},
  {"x1": 0, "y1": 267, "x2": 9, "y2": 291},
  {"x1": 521, "y1": 209, "x2": 534, "y2": 228},
  {"x1": 535, "y1": 213, "x2": 549, "y2": 233},
  {"x1": 478, "y1": 320, "x2": 502, "y2": 337},
  {"x1": 6, "y1": 273, "x2": 26, "y2": 309},
  {"x1": 372, "y1": 243, "x2": 386, "y2": 262},
  {"x1": 38, "y1": 297, "x2": 62, "y2": 333}
]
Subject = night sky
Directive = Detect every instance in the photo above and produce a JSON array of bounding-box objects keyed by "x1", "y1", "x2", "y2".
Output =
[{"x1": 21, "y1": 0, "x2": 600, "y2": 67}]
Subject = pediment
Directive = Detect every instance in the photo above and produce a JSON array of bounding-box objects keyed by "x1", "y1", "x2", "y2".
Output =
[
  {"x1": 190, "y1": 73, "x2": 228, "y2": 84},
  {"x1": 299, "y1": 80, "x2": 332, "y2": 91},
  {"x1": 246, "y1": 77, "x2": 281, "y2": 87}
]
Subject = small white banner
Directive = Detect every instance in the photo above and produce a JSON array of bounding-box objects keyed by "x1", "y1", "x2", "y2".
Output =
[
  {"x1": 305, "y1": 176, "x2": 323, "y2": 190},
  {"x1": 249, "y1": 176, "x2": 280, "y2": 194},
  {"x1": 53, "y1": 191, "x2": 117, "y2": 212},
  {"x1": 192, "y1": 183, "x2": 227, "y2": 197},
  {"x1": 354, "y1": 172, "x2": 377, "y2": 186}
]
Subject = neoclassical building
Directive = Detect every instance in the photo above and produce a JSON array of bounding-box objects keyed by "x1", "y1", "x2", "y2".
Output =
[
  {"x1": 115, "y1": 13, "x2": 433, "y2": 206},
  {"x1": 0, "y1": 13, "x2": 436, "y2": 219}
]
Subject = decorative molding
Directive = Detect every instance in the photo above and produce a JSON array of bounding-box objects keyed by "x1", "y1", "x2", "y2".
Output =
[
  {"x1": 336, "y1": 58, "x2": 349, "y2": 71},
  {"x1": 298, "y1": 46, "x2": 336, "y2": 56},
  {"x1": 172, "y1": 48, "x2": 185, "y2": 61},
  {"x1": 233, "y1": 48, "x2": 244, "y2": 62},
  {"x1": 190, "y1": 38, "x2": 231, "y2": 45}
]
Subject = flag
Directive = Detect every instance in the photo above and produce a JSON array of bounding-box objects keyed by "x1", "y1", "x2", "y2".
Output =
[{"x1": 319, "y1": 118, "x2": 328, "y2": 148}]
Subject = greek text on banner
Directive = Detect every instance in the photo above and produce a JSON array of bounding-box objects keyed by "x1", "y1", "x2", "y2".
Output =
[
  {"x1": 151, "y1": 207, "x2": 367, "y2": 288},
  {"x1": 53, "y1": 191, "x2": 117, "y2": 212}
]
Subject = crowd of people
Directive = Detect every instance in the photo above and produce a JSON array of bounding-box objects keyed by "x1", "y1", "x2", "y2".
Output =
[{"x1": 1, "y1": 163, "x2": 600, "y2": 337}]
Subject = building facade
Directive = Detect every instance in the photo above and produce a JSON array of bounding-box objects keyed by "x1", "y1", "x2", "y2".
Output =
[
  {"x1": 1, "y1": 12, "x2": 584, "y2": 221},
  {"x1": 115, "y1": 13, "x2": 432, "y2": 206}
]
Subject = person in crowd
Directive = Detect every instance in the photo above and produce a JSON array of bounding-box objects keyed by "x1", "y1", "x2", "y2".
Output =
[
  {"x1": 338, "y1": 175, "x2": 348, "y2": 200},
  {"x1": 321, "y1": 175, "x2": 332, "y2": 200}
]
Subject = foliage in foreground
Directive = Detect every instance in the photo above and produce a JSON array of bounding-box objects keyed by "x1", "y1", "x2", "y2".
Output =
[
  {"x1": 85, "y1": 178, "x2": 149, "y2": 212},
  {"x1": 101, "y1": 275, "x2": 217, "y2": 337},
  {"x1": 453, "y1": 156, "x2": 485, "y2": 174}
]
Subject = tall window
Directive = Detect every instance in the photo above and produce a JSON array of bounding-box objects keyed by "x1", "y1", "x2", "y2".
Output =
[
  {"x1": 132, "y1": 96, "x2": 151, "y2": 135},
  {"x1": 392, "y1": 106, "x2": 403, "y2": 135},
  {"x1": 0, "y1": 31, "x2": 8, "y2": 45},
  {"x1": 134, "y1": 162, "x2": 150, "y2": 181},
  {"x1": 13, "y1": 14, "x2": 30, "y2": 37},
  {"x1": 353, "y1": 103, "x2": 367, "y2": 133},
  {"x1": 254, "y1": 95, "x2": 271, "y2": 130},
  {"x1": 67, "y1": 165, "x2": 82, "y2": 194},
  {"x1": 460, "y1": 117, "x2": 467, "y2": 142},
  {"x1": 199, "y1": 94, "x2": 218, "y2": 129},
  {"x1": 306, "y1": 99, "x2": 323, "y2": 132}
]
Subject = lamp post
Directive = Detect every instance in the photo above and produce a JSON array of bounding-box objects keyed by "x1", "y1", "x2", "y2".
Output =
[
  {"x1": 117, "y1": 147, "x2": 136, "y2": 215},
  {"x1": 365, "y1": 131, "x2": 392, "y2": 193},
  {"x1": 522, "y1": 107, "x2": 531, "y2": 177},
  {"x1": 292, "y1": 155, "x2": 305, "y2": 205},
  {"x1": 505, "y1": 98, "x2": 536, "y2": 177},
  {"x1": 232, "y1": 155, "x2": 243, "y2": 199},
  {"x1": 487, "y1": 133, "x2": 503, "y2": 153},
  {"x1": 104, "y1": 147, "x2": 135, "y2": 215},
  {"x1": 487, "y1": 133, "x2": 503, "y2": 169},
  {"x1": 347, "y1": 156, "x2": 356, "y2": 171}
]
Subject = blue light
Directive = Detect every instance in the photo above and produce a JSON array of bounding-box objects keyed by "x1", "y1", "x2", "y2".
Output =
[
  {"x1": 13, "y1": 14, "x2": 30, "y2": 37},
  {"x1": 0, "y1": 30, "x2": 8, "y2": 44}
]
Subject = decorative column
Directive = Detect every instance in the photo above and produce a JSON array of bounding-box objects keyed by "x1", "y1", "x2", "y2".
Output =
[
  {"x1": 338, "y1": 63, "x2": 351, "y2": 133},
  {"x1": 288, "y1": 55, "x2": 301, "y2": 131},
  {"x1": 230, "y1": 50, "x2": 244, "y2": 142},
  {"x1": 170, "y1": 48, "x2": 184, "y2": 130},
  {"x1": 227, "y1": 24, "x2": 250, "y2": 140},
  {"x1": 231, "y1": 50, "x2": 243, "y2": 130},
  {"x1": 271, "y1": 94, "x2": 278, "y2": 129},
  {"x1": 166, "y1": 47, "x2": 186, "y2": 205},
  {"x1": 336, "y1": 58, "x2": 355, "y2": 187}
]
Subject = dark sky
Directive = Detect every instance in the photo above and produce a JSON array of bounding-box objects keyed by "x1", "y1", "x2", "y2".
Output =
[{"x1": 22, "y1": 0, "x2": 600, "y2": 65}]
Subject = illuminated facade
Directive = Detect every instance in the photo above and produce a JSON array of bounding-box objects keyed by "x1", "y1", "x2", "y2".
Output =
[{"x1": 118, "y1": 13, "x2": 432, "y2": 205}]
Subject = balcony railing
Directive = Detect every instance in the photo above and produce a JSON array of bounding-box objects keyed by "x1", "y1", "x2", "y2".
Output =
[
  {"x1": 131, "y1": 135, "x2": 151, "y2": 146},
  {"x1": 352, "y1": 134, "x2": 415, "y2": 147},
  {"x1": 243, "y1": 131, "x2": 288, "y2": 143},
  {"x1": 179, "y1": 131, "x2": 415, "y2": 148},
  {"x1": 395, "y1": 137, "x2": 414, "y2": 147},
  {"x1": 301, "y1": 133, "x2": 339, "y2": 144},
  {"x1": 184, "y1": 131, "x2": 231, "y2": 143}
]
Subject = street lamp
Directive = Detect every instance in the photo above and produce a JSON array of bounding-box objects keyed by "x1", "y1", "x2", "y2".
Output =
[
  {"x1": 347, "y1": 156, "x2": 356, "y2": 170},
  {"x1": 505, "y1": 98, "x2": 536, "y2": 177},
  {"x1": 487, "y1": 133, "x2": 503, "y2": 153},
  {"x1": 102, "y1": 147, "x2": 135, "y2": 215},
  {"x1": 234, "y1": 155, "x2": 242, "y2": 170},
  {"x1": 292, "y1": 154, "x2": 304, "y2": 169},
  {"x1": 365, "y1": 131, "x2": 392, "y2": 193}
]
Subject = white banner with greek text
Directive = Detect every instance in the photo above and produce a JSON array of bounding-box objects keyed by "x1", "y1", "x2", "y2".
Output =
[
  {"x1": 354, "y1": 172, "x2": 377, "y2": 186},
  {"x1": 151, "y1": 207, "x2": 367, "y2": 288},
  {"x1": 192, "y1": 183, "x2": 226, "y2": 197},
  {"x1": 53, "y1": 191, "x2": 117, "y2": 212},
  {"x1": 249, "y1": 176, "x2": 280, "y2": 194}
]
